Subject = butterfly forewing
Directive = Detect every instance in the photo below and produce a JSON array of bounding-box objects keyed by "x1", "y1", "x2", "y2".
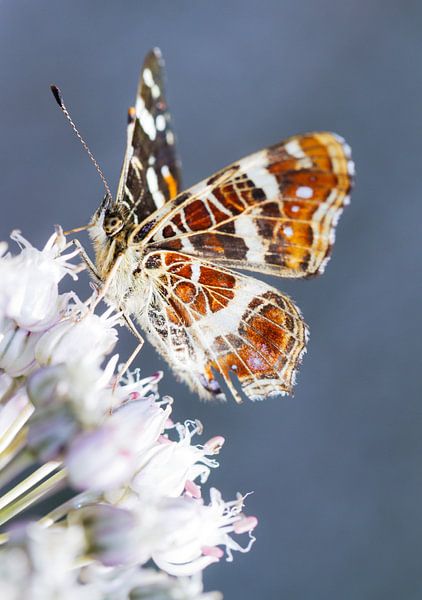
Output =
[
  {"x1": 141, "y1": 132, "x2": 353, "y2": 278},
  {"x1": 138, "y1": 251, "x2": 308, "y2": 402},
  {"x1": 115, "y1": 48, "x2": 181, "y2": 224}
]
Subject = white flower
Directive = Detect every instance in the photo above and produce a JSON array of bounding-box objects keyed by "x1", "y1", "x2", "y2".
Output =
[
  {"x1": 111, "y1": 395, "x2": 173, "y2": 456},
  {"x1": 131, "y1": 422, "x2": 223, "y2": 498},
  {"x1": 0, "y1": 545, "x2": 31, "y2": 600},
  {"x1": 0, "y1": 230, "x2": 79, "y2": 332},
  {"x1": 81, "y1": 564, "x2": 222, "y2": 600},
  {"x1": 66, "y1": 396, "x2": 173, "y2": 492},
  {"x1": 35, "y1": 302, "x2": 119, "y2": 367},
  {"x1": 0, "y1": 228, "x2": 258, "y2": 599},
  {"x1": 0, "y1": 522, "x2": 100, "y2": 600},
  {"x1": 27, "y1": 357, "x2": 117, "y2": 427},
  {"x1": 113, "y1": 568, "x2": 222, "y2": 600},
  {"x1": 150, "y1": 489, "x2": 257, "y2": 576},
  {"x1": 25, "y1": 360, "x2": 117, "y2": 461},
  {"x1": 110, "y1": 488, "x2": 258, "y2": 576}
]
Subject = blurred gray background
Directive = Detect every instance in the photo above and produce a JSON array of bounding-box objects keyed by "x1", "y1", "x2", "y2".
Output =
[{"x1": 1, "y1": 1, "x2": 421, "y2": 598}]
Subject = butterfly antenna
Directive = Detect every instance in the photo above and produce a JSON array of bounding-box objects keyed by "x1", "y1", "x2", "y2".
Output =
[{"x1": 50, "y1": 85, "x2": 113, "y2": 200}]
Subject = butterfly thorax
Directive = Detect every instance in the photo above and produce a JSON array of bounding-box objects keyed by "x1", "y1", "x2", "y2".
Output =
[{"x1": 89, "y1": 207, "x2": 153, "y2": 315}]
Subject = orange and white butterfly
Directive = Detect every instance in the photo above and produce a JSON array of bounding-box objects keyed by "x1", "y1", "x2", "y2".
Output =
[{"x1": 57, "y1": 48, "x2": 354, "y2": 403}]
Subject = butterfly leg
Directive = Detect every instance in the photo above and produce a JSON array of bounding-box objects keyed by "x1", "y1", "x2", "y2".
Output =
[
  {"x1": 122, "y1": 313, "x2": 145, "y2": 343},
  {"x1": 68, "y1": 238, "x2": 102, "y2": 285},
  {"x1": 113, "y1": 322, "x2": 144, "y2": 390},
  {"x1": 88, "y1": 254, "x2": 123, "y2": 312}
]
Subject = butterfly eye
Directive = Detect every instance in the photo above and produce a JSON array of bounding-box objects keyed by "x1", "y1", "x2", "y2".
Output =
[{"x1": 103, "y1": 213, "x2": 124, "y2": 236}]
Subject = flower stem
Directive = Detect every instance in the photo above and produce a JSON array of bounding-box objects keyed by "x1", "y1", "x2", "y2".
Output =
[
  {"x1": 0, "y1": 441, "x2": 33, "y2": 490},
  {"x1": 0, "y1": 401, "x2": 33, "y2": 455},
  {"x1": 0, "y1": 468, "x2": 67, "y2": 526},
  {"x1": 0, "y1": 462, "x2": 66, "y2": 526}
]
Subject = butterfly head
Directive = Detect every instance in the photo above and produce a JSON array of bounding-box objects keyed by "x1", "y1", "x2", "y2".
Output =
[
  {"x1": 91, "y1": 194, "x2": 126, "y2": 238},
  {"x1": 103, "y1": 208, "x2": 125, "y2": 237}
]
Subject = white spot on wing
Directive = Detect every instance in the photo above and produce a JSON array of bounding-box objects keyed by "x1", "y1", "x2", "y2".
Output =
[
  {"x1": 283, "y1": 226, "x2": 293, "y2": 237},
  {"x1": 146, "y1": 167, "x2": 159, "y2": 192},
  {"x1": 285, "y1": 139, "x2": 305, "y2": 159},
  {"x1": 156, "y1": 114, "x2": 166, "y2": 131},
  {"x1": 139, "y1": 108, "x2": 156, "y2": 141},
  {"x1": 333, "y1": 133, "x2": 345, "y2": 143},
  {"x1": 296, "y1": 186, "x2": 313, "y2": 199},
  {"x1": 343, "y1": 143, "x2": 352, "y2": 158},
  {"x1": 153, "y1": 191, "x2": 165, "y2": 208},
  {"x1": 143, "y1": 68, "x2": 154, "y2": 87},
  {"x1": 146, "y1": 168, "x2": 166, "y2": 209}
]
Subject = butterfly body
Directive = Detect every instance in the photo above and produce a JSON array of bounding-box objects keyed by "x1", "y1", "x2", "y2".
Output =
[{"x1": 86, "y1": 48, "x2": 353, "y2": 403}]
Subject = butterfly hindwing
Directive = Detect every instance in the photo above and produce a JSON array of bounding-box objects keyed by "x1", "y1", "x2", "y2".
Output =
[
  {"x1": 138, "y1": 251, "x2": 308, "y2": 402},
  {"x1": 141, "y1": 132, "x2": 353, "y2": 277},
  {"x1": 116, "y1": 48, "x2": 181, "y2": 224}
]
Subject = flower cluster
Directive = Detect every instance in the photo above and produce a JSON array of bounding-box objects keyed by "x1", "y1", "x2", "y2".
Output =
[{"x1": 0, "y1": 229, "x2": 257, "y2": 599}]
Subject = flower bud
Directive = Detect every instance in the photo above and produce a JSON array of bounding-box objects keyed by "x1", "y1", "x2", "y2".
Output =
[
  {"x1": 0, "y1": 318, "x2": 41, "y2": 377},
  {"x1": 72, "y1": 504, "x2": 139, "y2": 566},
  {"x1": 35, "y1": 308, "x2": 118, "y2": 367}
]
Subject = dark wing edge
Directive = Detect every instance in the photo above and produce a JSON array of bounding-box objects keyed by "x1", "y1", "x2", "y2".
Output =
[{"x1": 115, "y1": 48, "x2": 182, "y2": 224}]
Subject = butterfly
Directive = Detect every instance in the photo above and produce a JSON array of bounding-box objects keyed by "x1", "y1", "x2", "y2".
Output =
[{"x1": 54, "y1": 48, "x2": 354, "y2": 403}]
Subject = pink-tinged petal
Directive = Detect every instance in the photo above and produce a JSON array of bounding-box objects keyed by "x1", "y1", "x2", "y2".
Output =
[
  {"x1": 204, "y1": 436, "x2": 225, "y2": 454},
  {"x1": 66, "y1": 426, "x2": 135, "y2": 491},
  {"x1": 233, "y1": 516, "x2": 258, "y2": 534},
  {"x1": 201, "y1": 546, "x2": 224, "y2": 559},
  {"x1": 185, "y1": 480, "x2": 202, "y2": 499}
]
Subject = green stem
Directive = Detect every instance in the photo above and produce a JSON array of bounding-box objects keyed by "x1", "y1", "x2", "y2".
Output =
[
  {"x1": 0, "y1": 400, "x2": 33, "y2": 455},
  {"x1": 0, "y1": 445, "x2": 34, "y2": 490},
  {"x1": 0, "y1": 461, "x2": 62, "y2": 511},
  {"x1": 0, "y1": 468, "x2": 67, "y2": 527}
]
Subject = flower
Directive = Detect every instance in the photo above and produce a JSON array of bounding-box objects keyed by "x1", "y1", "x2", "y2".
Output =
[
  {"x1": 129, "y1": 570, "x2": 223, "y2": 600},
  {"x1": 0, "y1": 230, "x2": 79, "y2": 332},
  {"x1": 131, "y1": 421, "x2": 223, "y2": 498},
  {"x1": 0, "y1": 522, "x2": 99, "y2": 600},
  {"x1": 66, "y1": 395, "x2": 173, "y2": 492},
  {"x1": 35, "y1": 302, "x2": 120, "y2": 367},
  {"x1": 80, "y1": 563, "x2": 221, "y2": 600},
  {"x1": 69, "y1": 487, "x2": 257, "y2": 578},
  {"x1": 0, "y1": 228, "x2": 258, "y2": 599},
  {"x1": 148, "y1": 489, "x2": 258, "y2": 576},
  {"x1": 25, "y1": 361, "x2": 115, "y2": 461}
]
